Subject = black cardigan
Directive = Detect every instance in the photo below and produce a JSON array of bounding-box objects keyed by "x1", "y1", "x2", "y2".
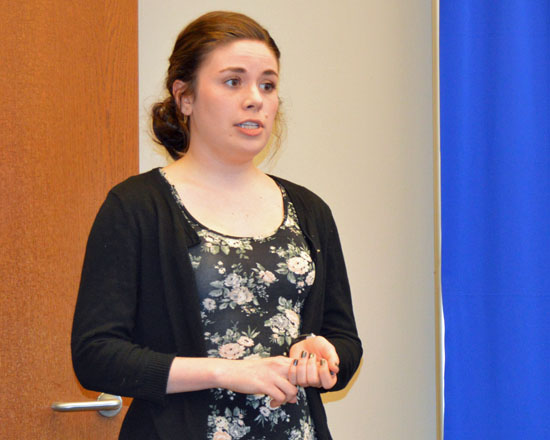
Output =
[{"x1": 71, "y1": 169, "x2": 362, "y2": 440}]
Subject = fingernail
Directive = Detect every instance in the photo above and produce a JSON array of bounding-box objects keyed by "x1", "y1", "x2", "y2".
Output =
[
  {"x1": 330, "y1": 371, "x2": 335, "y2": 376},
  {"x1": 293, "y1": 359, "x2": 299, "y2": 366},
  {"x1": 309, "y1": 353, "x2": 315, "y2": 359},
  {"x1": 301, "y1": 351, "x2": 308, "y2": 358},
  {"x1": 335, "y1": 362, "x2": 339, "y2": 367},
  {"x1": 320, "y1": 359, "x2": 327, "y2": 366}
]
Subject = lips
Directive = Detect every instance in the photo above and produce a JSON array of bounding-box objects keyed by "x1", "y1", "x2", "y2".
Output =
[
  {"x1": 235, "y1": 120, "x2": 263, "y2": 129},
  {"x1": 234, "y1": 119, "x2": 264, "y2": 137}
]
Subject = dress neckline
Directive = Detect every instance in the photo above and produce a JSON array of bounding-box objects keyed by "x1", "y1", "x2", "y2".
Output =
[{"x1": 157, "y1": 168, "x2": 289, "y2": 240}]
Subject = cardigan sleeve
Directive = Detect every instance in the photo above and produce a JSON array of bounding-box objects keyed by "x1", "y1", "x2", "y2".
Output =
[
  {"x1": 71, "y1": 191, "x2": 175, "y2": 405},
  {"x1": 318, "y1": 209, "x2": 363, "y2": 392}
]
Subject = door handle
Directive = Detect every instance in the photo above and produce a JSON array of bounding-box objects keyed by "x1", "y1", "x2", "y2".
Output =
[{"x1": 51, "y1": 393, "x2": 122, "y2": 417}]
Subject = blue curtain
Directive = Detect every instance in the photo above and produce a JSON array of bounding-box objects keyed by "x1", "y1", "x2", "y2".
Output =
[{"x1": 440, "y1": 2, "x2": 550, "y2": 439}]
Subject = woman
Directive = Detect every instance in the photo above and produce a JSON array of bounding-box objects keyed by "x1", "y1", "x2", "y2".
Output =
[{"x1": 72, "y1": 11, "x2": 362, "y2": 440}]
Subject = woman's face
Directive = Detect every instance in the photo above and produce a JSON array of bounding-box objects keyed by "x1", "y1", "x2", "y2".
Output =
[{"x1": 180, "y1": 40, "x2": 279, "y2": 164}]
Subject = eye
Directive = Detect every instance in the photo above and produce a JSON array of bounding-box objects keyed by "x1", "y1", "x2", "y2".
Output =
[
  {"x1": 260, "y1": 82, "x2": 276, "y2": 92},
  {"x1": 224, "y1": 78, "x2": 241, "y2": 87}
]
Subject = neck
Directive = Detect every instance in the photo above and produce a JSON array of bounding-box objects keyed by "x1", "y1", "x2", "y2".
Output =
[{"x1": 165, "y1": 148, "x2": 264, "y2": 188}]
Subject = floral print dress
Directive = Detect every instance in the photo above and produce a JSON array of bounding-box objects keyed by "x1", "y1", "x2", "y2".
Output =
[{"x1": 164, "y1": 173, "x2": 317, "y2": 440}]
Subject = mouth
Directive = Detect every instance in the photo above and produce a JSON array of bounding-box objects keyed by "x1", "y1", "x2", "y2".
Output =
[{"x1": 235, "y1": 121, "x2": 262, "y2": 129}]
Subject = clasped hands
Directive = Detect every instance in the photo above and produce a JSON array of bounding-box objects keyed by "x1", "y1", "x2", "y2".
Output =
[
  {"x1": 269, "y1": 335, "x2": 339, "y2": 408},
  {"x1": 219, "y1": 335, "x2": 339, "y2": 409}
]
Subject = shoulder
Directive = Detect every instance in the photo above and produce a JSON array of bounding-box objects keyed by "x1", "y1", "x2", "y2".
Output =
[
  {"x1": 108, "y1": 168, "x2": 165, "y2": 203},
  {"x1": 99, "y1": 168, "x2": 178, "y2": 220},
  {"x1": 89, "y1": 167, "x2": 198, "y2": 246},
  {"x1": 92, "y1": 168, "x2": 172, "y2": 227}
]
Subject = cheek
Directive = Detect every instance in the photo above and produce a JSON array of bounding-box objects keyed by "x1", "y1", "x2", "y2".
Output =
[
  {"x1": 196, "y1": 100, "x2": 226, "y2": 127},
  {"x1": 266, "y1": 97, "x2": 279, "y2": 121}
]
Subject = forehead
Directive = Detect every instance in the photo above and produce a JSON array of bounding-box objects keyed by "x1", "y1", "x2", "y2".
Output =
[{"x1": 200, "y1": 40, "x2": 279, "y2": 74}]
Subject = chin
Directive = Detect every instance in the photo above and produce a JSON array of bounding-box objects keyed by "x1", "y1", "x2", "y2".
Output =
[{"x1": 231, "y1": 140, "x2": 268, "y2": 161}]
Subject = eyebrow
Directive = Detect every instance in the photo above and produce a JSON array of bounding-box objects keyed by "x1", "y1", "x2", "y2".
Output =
[{"x1": 219, "y1": 67, "x2": 278, "y2": 77}]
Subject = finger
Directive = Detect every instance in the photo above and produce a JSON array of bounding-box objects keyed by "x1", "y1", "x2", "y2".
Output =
[
  {"x1": 266, "y1": 386, "x2": 286, "y2": 408},
  {"x1": 289, "y1": 358, "x2": 298, "y2": 385},
  {"x1": 328, "y1": 349, "x2": 340, "y2": 371},
  {"x1": 284, "y1": 381, "x2": 298, "y2": 404},
  {"x1": 307, "y1": 353, "x2": 321, "y2": 387},
  {"x1": 315, "y1": 338, "x2": 339, "y2": 369},
  {"x1": 269, "y1": 398, "x2": 283, "y2": 409},
  {"x1": 314, "y1": 340, "x2": 339, "y2": 373},
  {"x1": 328, "y1": 359, "x2": 340, "y2": 376},
  {"x1": 275, "y1": 376, "x2": 298, "y2": 404},
  {"x1": 288, "y1": 341, "x2": 306, "y2": 359},
  {"x1": 296, "y1": 351, "x2": 308, "y2": 386},
  {"x1": 319, "y1": 358, "x2": 338, "y2": 390}
]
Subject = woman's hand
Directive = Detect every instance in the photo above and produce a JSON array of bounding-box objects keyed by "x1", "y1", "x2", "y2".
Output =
[
  {"x1": 219, "y1": 356, "x2": 298, "y2": 407},
  {"x1": 166, "y1": 356, "x2": 298, "y2": 407},
  {"x1": 288, "y1": 336, "x2": 339, "y2": 390}
]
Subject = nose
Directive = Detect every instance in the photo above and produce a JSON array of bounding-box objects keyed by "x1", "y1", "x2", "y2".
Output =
[{"x1": 243, "y1": 84, "x2": 263, "y2": 111}]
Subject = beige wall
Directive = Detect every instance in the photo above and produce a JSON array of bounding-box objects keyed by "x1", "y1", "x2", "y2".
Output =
[{"x1": 139, "y1": 1, "x2": 437, "y2": 438}]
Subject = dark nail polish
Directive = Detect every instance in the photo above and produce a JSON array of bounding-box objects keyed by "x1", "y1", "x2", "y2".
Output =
[
  {"x1": 330, "y1": 371, "x2": 335, "y2": 376},
  {"x1": 293, "y1": 359, "x2": 299, "y2": 366},
  {"x1": 309, "y1": 353, "x2": 315, "y2": 359},
  {"x1": 320, "y1": 359, "x2": 327, "y2": 366},
  {"x1": 301, "y1": 351, "x2": 308, "y2": 358}
]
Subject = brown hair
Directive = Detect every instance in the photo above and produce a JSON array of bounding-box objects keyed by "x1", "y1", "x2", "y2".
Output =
[{"x1": 151, "y1": 11, "x2": 283, "y2": 160}]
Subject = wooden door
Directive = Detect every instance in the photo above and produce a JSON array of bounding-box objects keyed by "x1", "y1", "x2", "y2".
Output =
[{"x1": 0, "y1": 1, "x2": 138, "y2": 438}]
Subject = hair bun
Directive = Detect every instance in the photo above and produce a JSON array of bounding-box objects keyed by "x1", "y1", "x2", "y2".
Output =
[{"x1": 151, "y1": 97, "x2": 189, "y2": 160}]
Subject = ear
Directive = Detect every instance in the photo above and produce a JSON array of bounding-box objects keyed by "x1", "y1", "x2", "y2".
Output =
[{"x1": 172, "y1": 80, "x2": 194, "y2": 115}]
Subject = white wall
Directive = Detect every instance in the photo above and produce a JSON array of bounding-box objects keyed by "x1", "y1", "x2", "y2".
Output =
[{"x1": 139, "y1": 1, "x2": 437, "y2": 438}]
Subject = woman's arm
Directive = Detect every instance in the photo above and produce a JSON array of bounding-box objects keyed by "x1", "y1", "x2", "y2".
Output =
[
  {"x1": 72, "y1": 191, "x2": 175, "y2": 405},
  {"x1": 166, "y1": 356, "x2": 298, "y2": 407}
]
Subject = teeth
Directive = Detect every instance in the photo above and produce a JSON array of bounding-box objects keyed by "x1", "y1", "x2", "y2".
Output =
[{"x1": 238, "y1": 122, "x2": 259, "y2": 129}]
